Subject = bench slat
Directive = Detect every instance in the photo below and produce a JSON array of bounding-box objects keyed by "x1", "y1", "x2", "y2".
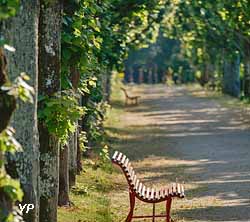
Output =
[
  {"x1": 146, "y1": 187, "x2": 150, "y2": 199},
  {"x1": 160, "y1": 188, "x2": 164, "y2": 199},
  {"x1": 155, "y1": 188, "x2": 159, "y2": 200},
  {"x1": 125, "y1": 162, "x2": 131, "y2": 173},
  {"x1": 164, "y1": 188, "x2": 169, "y2": 197},
  {"x1": 150, "y1": 188, "x2": 154, "y2": 200},
  {"x1": 134, "y1": 179, "x2": 139, "y2": 190},
  {"x1": 181, "y1": 184, "x2": 185, "y2": 196},
  {"x1": 112, "y1": 151, "x2": 118, "y2": 160},
  {"x1": 172, "y1": 183, "x2": 176, "y2": 195},
  {"x1": 117, "y1": 152, "x2": 123, "y2": 162},
  {"x1": 177, "y1": 183, "x2": 181, "y2": 194},
  {"x1": 124, "y1": 158, "x2": 129, "y2": 168},
  {"x1": 132, "y1": 175, "x2": 137, "y2": 186},
  {"x1": 138, "y1": 183, "x2": 142, "y2": 195},
  {"x1": 121, "y1": 155, "x2": 126, "y2": 165},
  {"x1": 141, "y1": 185, "x2": 146, "y2": 197},
  {"x1": 129, "y1": 170, "x2": 135, "y2": 182},
  {"x1": 128, "y1": 165, "x2": 133, "y2": 175}
]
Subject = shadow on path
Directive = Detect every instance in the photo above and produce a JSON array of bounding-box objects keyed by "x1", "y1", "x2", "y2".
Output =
[{"x1": 109, "y1": 85, "x2": 250, "y2": 221}]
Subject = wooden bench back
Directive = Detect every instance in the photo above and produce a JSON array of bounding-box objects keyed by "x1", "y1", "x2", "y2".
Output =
[
  {"x1": 120, "y1": 87, "x2": 129, "y2": 98},
  {"x1": 112, "y1": 151, "x2": 139, "y2": 190},
  {"x1": 112, "y1": 151, "x2": 185, "y2": 203}
]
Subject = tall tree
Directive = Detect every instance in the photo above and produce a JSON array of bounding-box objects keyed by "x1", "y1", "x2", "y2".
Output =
[
  {"x1": 223, "y1": 53, "x2": 241, "y2": 97},
  {"x1": 2, "y1": 1, "x2": 40, "y2": 221},
  {"x1": 38, "y1": 0, "x2": 62, "y2": 221},
  {"x1": 0, "y1": 47, "x2": 17, "y2": 221}
]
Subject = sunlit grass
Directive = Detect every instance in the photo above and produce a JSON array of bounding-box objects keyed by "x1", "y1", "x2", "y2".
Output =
[
  {"x1": 187, "y1": 83, "x2": 250, "y2": 110},
  {"x1": 57, "y1": 161, "x2": 117, "y2": 222}
]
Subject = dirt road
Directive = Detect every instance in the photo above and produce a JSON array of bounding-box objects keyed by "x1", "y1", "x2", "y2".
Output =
[{"x1": 109, "y1": 85, "x2": 250, "y2": 222}]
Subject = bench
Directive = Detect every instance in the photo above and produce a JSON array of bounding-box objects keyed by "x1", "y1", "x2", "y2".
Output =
[
  {"x1": 112, "y1": 151, "x2": 185, "y2": 222},
  {"x1": 121, "y1": 87, "x2": 140, "y2": 105},
  {"x1": 207, "y1": 79, "x2": 217, "y2": 91}
]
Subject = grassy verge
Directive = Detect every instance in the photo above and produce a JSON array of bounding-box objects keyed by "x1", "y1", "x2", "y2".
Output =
[
  {"x1": 58, "y1": 74, "x2": 125, "y2": 222},
  {"x1": 186, "y1": 83, "x2": 250, "y2": 111},
  {"x1": 57, "y1": 161, "x2": 114, "y2": 222}
]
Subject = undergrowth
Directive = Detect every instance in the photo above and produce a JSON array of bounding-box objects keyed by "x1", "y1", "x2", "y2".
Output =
[{"x1": 58, "y1": 73, "x2": 125, "y2": 222}]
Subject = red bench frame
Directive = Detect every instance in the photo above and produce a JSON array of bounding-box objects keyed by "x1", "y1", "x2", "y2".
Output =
[{"x1": 112, "y1": 151, "x2": 185, "y2": 222}]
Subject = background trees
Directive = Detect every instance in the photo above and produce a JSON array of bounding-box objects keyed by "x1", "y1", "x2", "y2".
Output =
[
  {"x1": 160, "y1": 0, "x2": 250, "y2": 98},
  {"x1": 0, "y1": 0, "x2": 165, "y2": 221}
]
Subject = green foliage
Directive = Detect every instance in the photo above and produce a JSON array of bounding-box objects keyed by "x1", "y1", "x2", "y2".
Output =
[
  {"x1": 0, "y1": 127, "x2": 21, "y2": 155},
  {"x1": 0, "y1": 72, "x2": 33, "y2": 221},
  {"x1": 38, "y1": 91, "x2": 85, "y2": 144},
  {"x1": 0, "y1": 174, "x2": 23, "y2": 201},
  {"x1": 78, "y1": 131, "x2": 88, "y2": 152},
  {"x1": 99, "y1": 145, "x2": 110, "y2": 162},
  {"x1": 0, "y1": 0, "x2": 19, "y2": 20},
  {"x1": 60, "y1": 0, "x2": 167, "y2": 159},
  {"x1": 71, "y1": 184, "x2": 94, "y2": 196},
  {"x1": 2, "y1": 72, "x2": 34, "y2": 103}
]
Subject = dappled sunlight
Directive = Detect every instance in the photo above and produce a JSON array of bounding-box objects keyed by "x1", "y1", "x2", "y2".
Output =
[{"x1": 108, "y1": 85, "x2": 250, "y2": 222}]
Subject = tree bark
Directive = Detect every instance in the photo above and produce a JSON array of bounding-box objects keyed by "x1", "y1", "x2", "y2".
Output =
[
  {"x1": 68, "y1": 67, "x2": 80, "y2": 187},
  {"x1": 243, "y1": 42, "x2": 250, "y2": 97},
  {"x1": 38, "y1": 1, "x2": 62, "y2": 221},
  {"x1": 76, "y1": 129, "x2": 83, "y2": 174},
  {"x1": 0, "y1": 47, "x2": 16, "y2": 221},
  {"x1": 200, "y1": 63, "x2": 210, "y2": 86},
  {"x1": 2, "y1": 1, "x2": 40, "y2": 221},
  {"x1": 58, "y1": 144, "x2": 70, "y2": 206},
  {"x1": 68, "y1": 132, "x2": 77, "y2": 188},
  {"x1": 223, "y1": 54, "x2": 241, "y2": 97}
]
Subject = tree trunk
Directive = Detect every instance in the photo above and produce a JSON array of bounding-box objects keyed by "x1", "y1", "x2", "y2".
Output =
[
  {"x1": 58, "y1": 144, "x2": 70, "y2": 206},
  {"x1": 138, "y1": 68, "x2": 144, "y2": 84},
  {"x1": 223, "y1": 54, "x2": 241, "y2": 97},
  {"x1": 0, "y1": 48, "x2": 16, "y2": 221},
  {"x1": 200, "y1": 63, "x2": 210, "y2": 86},
  {"x1": 2, "y1": 1, "x2": 40, "y2": 221},
  {"x1": 38, "y1": 1, "x2": 62, "y2": 221},
  {"x1": 68, "y1": 67, "x2": 80, "y2": 188},
  {"x1": 68, "y1": 132, "x2": 77, "y2": 188},
  {"x1": 76, "y1": 130, "x2": 83, "y2": 174},
  {"x1": 243, "y1": 43, "x2": 250, "y2": 97}
]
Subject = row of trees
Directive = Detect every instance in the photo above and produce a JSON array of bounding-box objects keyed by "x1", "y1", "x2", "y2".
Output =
[
  {"x1": 124, "y1": 32, "x2": 193, "y2": 84},
  {"x1": 0, "y1": 1, "x2": 165, "y2": 222},
  {"x1": 162, "y1": 0, "x2": 250, "y2": 97},
  {"x1": 2, "y1": 0, "x2": 249, "y2": 221},
  {"x1": 125, "y1": 0, "x2": 250, "y2": 96}
]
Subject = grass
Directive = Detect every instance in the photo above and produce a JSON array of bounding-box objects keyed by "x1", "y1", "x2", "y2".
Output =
[
  {"x1": 57, "y1": 161, "x2": 115, "y2": 222},
  {"x1": 186, "y1": 83, "x2": 250, "y2": 111},
  {"x1": 57, "y1": 75, "x2": 127, "y2": 222}
]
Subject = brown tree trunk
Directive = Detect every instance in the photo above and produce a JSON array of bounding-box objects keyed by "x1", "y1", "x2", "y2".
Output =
[
  {"x1": 200, "y1": 63, "x2": 210, "y2": 86},
  {"x1": 76, "y1": 129, "x2": 83, "y2": 174},
  {"x1": 0, "y1": 47, "x2": 16, "y2": 221},
  {"x1": 58, "y1": 144, "x2": 70, "y2": 206},
  {"x1": 38, "y1": 1, "x2": 62, "y2": 221},
  {"x1": 222, "y1": 54, "x2": 241, "y2": 97},
  {"x1": 243, "y1": 42, "x2": 250, "y2": 97},
  {"x1": 138, "y1": 68, "x2": 144, "y2": 84},
  {"x1": 2, "y1": 1, "x2": 40, "y2": 221},
  {"x1": 68, "y1": 132, "x2": 77, "y2": 188},
  {"x1": 68, "y1": 67, "x2": 80, "y2": 187}
]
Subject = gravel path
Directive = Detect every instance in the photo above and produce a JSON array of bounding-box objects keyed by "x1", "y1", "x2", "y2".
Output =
[{"x1": 111, "y1": 85, "x2": 250, "y2": 222}]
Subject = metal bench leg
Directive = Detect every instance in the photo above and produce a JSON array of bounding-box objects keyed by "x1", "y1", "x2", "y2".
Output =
[
  {"x1": 126, "y1": 190, "x2": 135, "y2": 222},
  {"x1": 166, "y1": 197, "x2": 172, "y2": 222},
  {"x1": 152, "y1": 203, "x2": 156, "y2": 222}
]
